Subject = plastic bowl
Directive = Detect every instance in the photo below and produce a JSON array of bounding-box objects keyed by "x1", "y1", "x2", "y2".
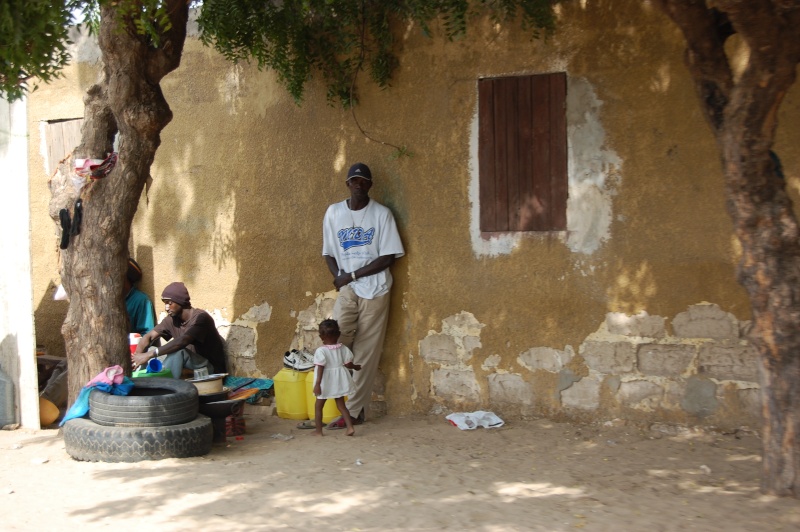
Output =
[{"x1": 186, "y1": 373, "x2": 227, "y2": 394}]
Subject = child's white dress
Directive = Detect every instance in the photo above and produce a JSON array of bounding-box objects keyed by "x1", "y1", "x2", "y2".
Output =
[{"x1": 313, "y1": 343, "x2": 356, "y2": 399}]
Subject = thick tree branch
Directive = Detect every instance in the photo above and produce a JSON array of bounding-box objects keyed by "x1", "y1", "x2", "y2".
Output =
[
  {"x1": 76, "y1": 83, "x2": 117, "y2": 159},
  {"x1": 720, "y1": 0, "x2": 800, "y2": 141},
  {"x1": 705, "y1": 1, "x2": 800, "y2": 214},
  {"x1": 655, "y1": 0, "x2": 734, "y2": 131},
  {"x1": 147, "y1": 0, "x2": 190, "y2": 82}
]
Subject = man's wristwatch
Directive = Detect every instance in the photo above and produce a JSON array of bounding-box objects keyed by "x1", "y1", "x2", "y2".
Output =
[{"x1": 351, "y1": 271, "x2": 357, "y2": 281}]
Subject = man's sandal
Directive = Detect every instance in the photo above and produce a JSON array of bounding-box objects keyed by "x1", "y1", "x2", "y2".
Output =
[{"x1": 326, "y1": 415, "x2": 364, "y2": 430}]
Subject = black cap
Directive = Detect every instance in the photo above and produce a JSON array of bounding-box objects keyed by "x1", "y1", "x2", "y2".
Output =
[
  {"x1": 127, "y1": 258, "x2": 142, "y2": 284},
  {"x1": 161, "y1": 282, "x2": 191, "y2": 307},
  {"x1": 347, "y1": 162, "x2": 372, "y2": 181}
]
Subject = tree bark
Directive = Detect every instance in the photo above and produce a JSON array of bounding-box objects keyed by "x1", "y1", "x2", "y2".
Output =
[
  {"x1": 48, "y1": 1, "x2": 189, "y2": 401},
  {"x1": 656, "y1": 0, "x2": 800, "y2": 496}
]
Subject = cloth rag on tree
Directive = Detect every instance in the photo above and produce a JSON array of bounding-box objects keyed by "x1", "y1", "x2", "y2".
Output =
[{"x1": 59, "y1": 365, "x2": 134, "y2": 426}]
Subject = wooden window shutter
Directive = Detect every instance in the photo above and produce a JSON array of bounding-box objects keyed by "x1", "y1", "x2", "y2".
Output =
[
  {"x1": 479, "y1": 73, "x2": 567, "y2": 232},
  {"x1": 44, "y1": 118, "x2": 83, "y2": 176}
]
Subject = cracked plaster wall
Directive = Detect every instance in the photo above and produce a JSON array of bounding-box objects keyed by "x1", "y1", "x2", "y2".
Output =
[
  {"x1": 419, "y1": 304, "x2": 760, "y2": 430},
  {"x1": 205, "y1": 292, "x2": 341, "y2": 379}
]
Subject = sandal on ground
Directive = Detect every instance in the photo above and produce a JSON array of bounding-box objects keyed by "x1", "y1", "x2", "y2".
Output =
[
  {"x1": 326, "y1": 415, "x2": 364, "y2": 430},
  {"x1": 296, "y1": 420, "x2": 316, "y2": 429}
]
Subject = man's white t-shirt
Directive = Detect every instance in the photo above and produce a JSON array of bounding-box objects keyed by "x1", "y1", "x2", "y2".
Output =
[{"x1": 322, "y1": 199, "x2": 405, "y2": 299}]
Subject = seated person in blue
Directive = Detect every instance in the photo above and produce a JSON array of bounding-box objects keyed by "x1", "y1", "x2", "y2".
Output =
[
  {"x1": 125, "y1": 258, "x2": 155, "y2": 335},
  {"x1": 131, "y1": 282, "x2": 227, "y2": 378}
]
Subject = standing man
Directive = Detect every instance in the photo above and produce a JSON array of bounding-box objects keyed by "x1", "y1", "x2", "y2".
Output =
[
  {"x1": 132, "y1": 282, "x2": 227, "y2": 378},
  {"x1": 125, "y1": 257, "x2": 155, "y2": 335},
  {"x1": 320, "y1": 162, "x2": 404, "y2": 429}
]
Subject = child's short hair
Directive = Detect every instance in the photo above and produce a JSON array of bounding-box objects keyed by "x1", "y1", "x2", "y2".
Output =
[{"x1": 319, "y1": 319, "x2": 340, "y2": 336}]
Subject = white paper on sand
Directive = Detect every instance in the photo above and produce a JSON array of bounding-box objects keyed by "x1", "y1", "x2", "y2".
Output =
[{"x1": 446, "y1": 411, "x2": 504, "y2": 430}]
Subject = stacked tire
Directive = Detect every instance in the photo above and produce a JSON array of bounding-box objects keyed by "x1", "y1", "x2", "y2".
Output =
[{"x1": 64, "y1": 377, "x2": 213, "y2": 463}]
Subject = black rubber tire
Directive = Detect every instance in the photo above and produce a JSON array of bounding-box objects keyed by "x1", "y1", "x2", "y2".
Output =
[
  {"x1": 63, "y1": 415, "x2": 213, "y2": 463},
  {"x1": 88, "y1": 377, "x2": 198, "y2": 427}
]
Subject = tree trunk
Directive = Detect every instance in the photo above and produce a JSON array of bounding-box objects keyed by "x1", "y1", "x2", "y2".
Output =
[
  {"x1": 656, "y1": 0, "x2": 800, "y2": 496},
  {"x1": 48, "y1": 2, "x2": 189, "y2": 401},
  {"x1": 721, "y1": 110, "x2": 800, "y2": 497}
]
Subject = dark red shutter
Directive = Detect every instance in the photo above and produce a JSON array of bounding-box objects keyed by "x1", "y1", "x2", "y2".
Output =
[{"x1": 479, "y1": 73, "x2": 567, "y2": 232}]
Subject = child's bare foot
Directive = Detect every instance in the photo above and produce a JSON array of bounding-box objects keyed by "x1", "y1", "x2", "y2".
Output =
[
  {"x1": 312, "y1": 430, "x2": 323, "y2": 437},
  {"x1": 345, "y1": 427, "x2": 355, "y2": 436}
]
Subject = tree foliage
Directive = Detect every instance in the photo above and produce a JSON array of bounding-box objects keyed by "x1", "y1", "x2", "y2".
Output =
[
  {"x1": 0, "y1": 0, "x2": 78, "y2": 101},
  {"x1": 80, "y1": 0, "x2": 202, "y2": 46},
  {"x1": 1, "y1": 0, "x2": 555, "y2": 105},
  {"x1": 0, "y1": 0, "x2": 199, "y2": 102},
  {"x1": 198, "y1": 0, "x2": 556, "y2": 107}
]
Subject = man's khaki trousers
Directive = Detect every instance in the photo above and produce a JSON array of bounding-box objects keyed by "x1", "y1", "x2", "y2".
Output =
[{"x1": 333, "y1": 285, "x2": 391, "y2": 419}]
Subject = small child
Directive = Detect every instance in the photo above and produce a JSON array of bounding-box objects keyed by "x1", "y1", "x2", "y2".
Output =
[{"x1": 312, "y1": 319, "x2": 361, "y2": 436}]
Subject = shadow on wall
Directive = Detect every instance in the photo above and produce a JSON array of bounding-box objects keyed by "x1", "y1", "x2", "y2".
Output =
[
  {"x1": 148, "y1": 53, "x2": 397, "y2": 379},
  {"x1": 34, "y1": 281, "x2": 68, "y2": 359},
  {"x1": 132, "y1": 244, "x2": 156, "y2": 308}
]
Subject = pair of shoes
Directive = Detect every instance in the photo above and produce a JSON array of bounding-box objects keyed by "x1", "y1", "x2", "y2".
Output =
[
  {"x1": 283, "y1": 349, "x2": 313, "y2": 371},
  {"x1": 58, "y1": 198, "x2": 84, "y2": 250},
  {"x1": 296, "y1": 420, "x2": 316, "y2": 430},
  {"x1": 326, "y1": 414, "x2": 364, "y2": 430},
  {"x1": 70, "y1": 198, "x2": 82, "y2": 236},
  {"x1": 59, "y1": 209, "x2": 71, "y2": 249}
]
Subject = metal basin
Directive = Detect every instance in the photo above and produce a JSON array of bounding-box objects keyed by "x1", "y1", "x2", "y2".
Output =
[
  {"x1": 199, "y1": 399, "x2": 245, "y2": 419},
  {"x1": 198, "y1": 389, "x2": 229, "y2": 404}
]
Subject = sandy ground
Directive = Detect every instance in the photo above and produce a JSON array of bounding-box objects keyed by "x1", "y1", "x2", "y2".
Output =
[{"x1": 1, "y1": 407, "x2": 798, "y2": 531}]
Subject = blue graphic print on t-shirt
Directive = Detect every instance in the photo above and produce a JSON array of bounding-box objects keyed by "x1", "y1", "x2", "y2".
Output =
[{"x1": 338, "y1": 226, "x2": 375, "y2": 250}]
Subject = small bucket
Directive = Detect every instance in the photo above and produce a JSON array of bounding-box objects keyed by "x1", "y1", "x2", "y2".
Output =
[{"x1": 146, "y1": 358, "x2": 163, "y2": 373}]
